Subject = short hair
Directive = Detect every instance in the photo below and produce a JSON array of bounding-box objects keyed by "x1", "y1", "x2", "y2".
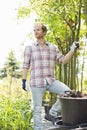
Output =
[
  {"x1": 34, "y1": 23, "x2": 47, "y2": 34},
  {"x1": 41, "y1": 23, "x2": 47, "y2": 33}
]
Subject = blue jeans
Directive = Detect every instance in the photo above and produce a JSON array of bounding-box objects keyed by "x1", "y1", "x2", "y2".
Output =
[{"x1": 30, "y1": 80, "x2": 70, "y2": 130}]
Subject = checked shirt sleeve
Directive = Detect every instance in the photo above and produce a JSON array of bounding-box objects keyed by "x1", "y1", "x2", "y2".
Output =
[
  {"x1": 55, "y1": 45, "x2": 65, "y2": 63},
  {"x1": 23, "y1": 46, "x2": 31, "y2": 69}
]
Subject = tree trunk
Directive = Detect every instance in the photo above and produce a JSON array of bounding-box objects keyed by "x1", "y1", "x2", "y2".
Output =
[{"x1": 63, "y1": 64, "x2": 67, "y2": 85}]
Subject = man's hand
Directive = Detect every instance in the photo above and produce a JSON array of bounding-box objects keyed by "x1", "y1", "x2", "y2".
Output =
[
  {"x1": 22, "y1": 79, "x2": 30, "y2": 91},
  {"x1": 22, "y1": 79, "x2": 27, "y2": 91},
  {"x1": 70, "y1": 41, "x2": 79, "y2": 52}
]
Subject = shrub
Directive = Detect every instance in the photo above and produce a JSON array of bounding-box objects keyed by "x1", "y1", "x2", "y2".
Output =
[{"x1": 0, "y1": 96, "x2": 33, "y2": 130}]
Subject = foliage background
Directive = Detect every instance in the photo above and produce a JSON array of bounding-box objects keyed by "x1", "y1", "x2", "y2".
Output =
[{"x1": 0, "y1": 0, "x2": 87, "y2": 129}]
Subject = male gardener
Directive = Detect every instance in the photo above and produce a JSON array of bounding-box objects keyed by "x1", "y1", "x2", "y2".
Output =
[{"x1": 22, "y1": 23, "x2": 79, "y2": 130}]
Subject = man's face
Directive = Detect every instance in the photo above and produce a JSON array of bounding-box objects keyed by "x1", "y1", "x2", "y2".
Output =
[{"x1": 34, "y1": 24, "x2": 45, "y2": 39}]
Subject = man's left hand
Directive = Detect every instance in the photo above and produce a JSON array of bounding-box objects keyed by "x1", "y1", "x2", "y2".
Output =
[{"x1": 70, "y1": 41, "x2": 79, "y2": 52}]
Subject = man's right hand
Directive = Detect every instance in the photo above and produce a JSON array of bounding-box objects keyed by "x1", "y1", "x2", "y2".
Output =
[{"x1": 22, "y1": 79, "x2": 27, "y2": 91}]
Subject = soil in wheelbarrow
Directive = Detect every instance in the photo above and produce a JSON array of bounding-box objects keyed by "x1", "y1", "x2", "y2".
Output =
[{"x1": 61, "y1": 90, "x2": 87, "y2": 98}]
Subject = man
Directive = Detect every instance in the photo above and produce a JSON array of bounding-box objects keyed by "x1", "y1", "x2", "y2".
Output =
[{"x1": 22, "y1": 23, "x2": 79, "y2": 130}]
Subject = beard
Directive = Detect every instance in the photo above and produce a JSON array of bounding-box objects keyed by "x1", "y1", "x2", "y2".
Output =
[{"x1": 35, "y1": 34, "x2": 44, "y2": 39}]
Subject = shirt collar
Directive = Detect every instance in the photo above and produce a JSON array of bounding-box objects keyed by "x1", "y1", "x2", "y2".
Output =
[{"x1": 34, "y1": 41, "x2": 49, "y2": 46}]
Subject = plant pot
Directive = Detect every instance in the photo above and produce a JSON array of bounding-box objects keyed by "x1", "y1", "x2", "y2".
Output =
[{"x1": 59, "y1": 96, "x2": 87, "y2": 126}]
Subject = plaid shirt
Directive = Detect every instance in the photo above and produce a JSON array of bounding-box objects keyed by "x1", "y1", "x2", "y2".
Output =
[{"x1": 23, "y1": 42, "x2": 64, "y2": 87}]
